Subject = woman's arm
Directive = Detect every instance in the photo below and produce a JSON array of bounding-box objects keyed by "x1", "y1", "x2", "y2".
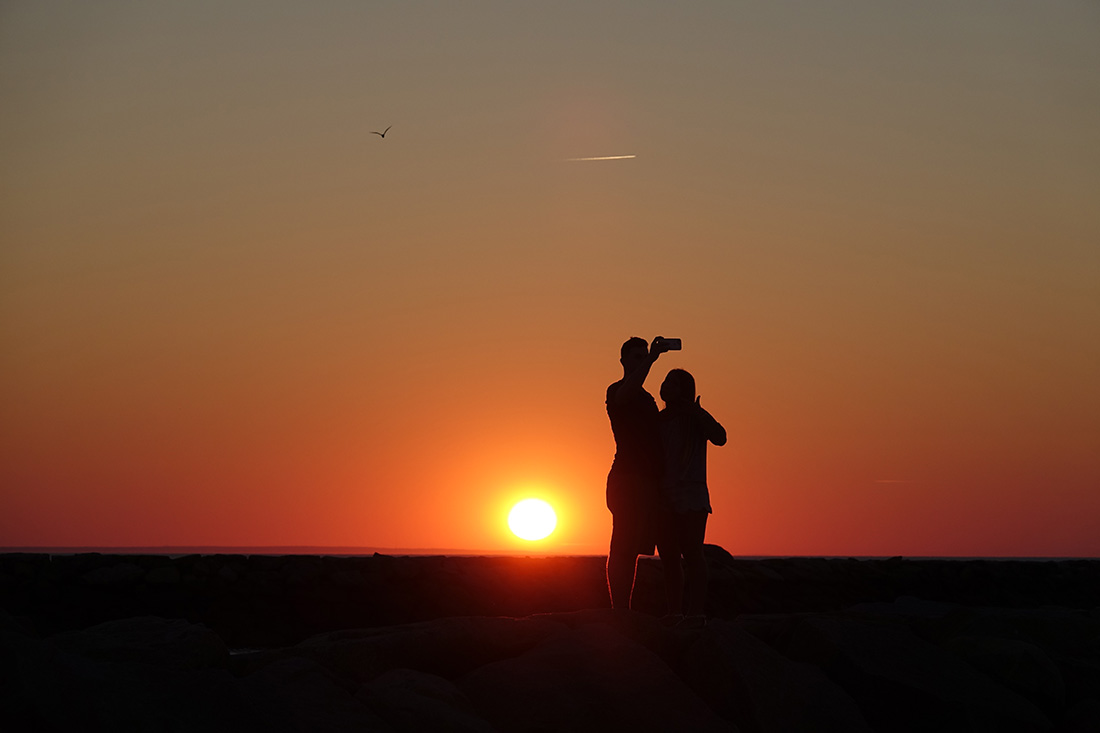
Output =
[{"x1": 695, "y1": 397, "x2": 727, "y2": 446}]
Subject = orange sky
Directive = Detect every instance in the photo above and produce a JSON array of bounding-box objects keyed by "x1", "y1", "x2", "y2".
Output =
[{"x1": 2, "y1": 2, "x2": 1098, "y2": 556}]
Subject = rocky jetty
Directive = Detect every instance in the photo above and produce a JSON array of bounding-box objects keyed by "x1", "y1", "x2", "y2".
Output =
[{"x1": 2, "y1": 548, "x2": 1099, "y2": 731}]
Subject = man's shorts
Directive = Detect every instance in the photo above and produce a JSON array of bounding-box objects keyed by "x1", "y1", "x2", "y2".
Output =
[
  {"x1": 607, "y1": 467, "x2": 659, "y2": 556},
  {"x1": 609, "y1": 492, "x2": 657, "y2": 557},
  {"x1": 611, "y1": 506, "x2": 656, "y2": 557}
]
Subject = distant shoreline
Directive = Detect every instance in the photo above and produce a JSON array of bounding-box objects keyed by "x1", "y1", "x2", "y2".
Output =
[
  {"x1": 2, "y1": 546, "x2": 1096, "y2": 561},
  {"x1": 0, "y1": 546, "x2": 556, "y2": 558}
]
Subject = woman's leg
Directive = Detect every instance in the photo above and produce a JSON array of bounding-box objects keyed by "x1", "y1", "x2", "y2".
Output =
[
  {"x1": 656, "y1": 512, "x2": 683, "y2": 616},
  {"x1": 680, "y1": 512, "x2": 709, "y2": 617}
]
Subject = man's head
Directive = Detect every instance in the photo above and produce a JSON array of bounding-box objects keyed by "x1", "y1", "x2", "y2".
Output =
[
  {"x1": 619, "y1": 336, "x2": 649, "y2": 375},
  {"x1": 660, "y1": 368, "x2": 696, "y2": 407}
]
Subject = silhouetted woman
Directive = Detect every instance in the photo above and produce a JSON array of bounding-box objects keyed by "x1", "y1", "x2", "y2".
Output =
[{"x1": 656, "y1": 368, "x2": 726, "y2": 627}]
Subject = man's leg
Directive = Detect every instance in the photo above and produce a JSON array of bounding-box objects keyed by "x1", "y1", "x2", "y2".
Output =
[
  {"x1": 606, "y1": 546, "x2": 639, "y2": 609},
  {"x1": 607, "y1": 508, "x2": 645, "y2": 608}
]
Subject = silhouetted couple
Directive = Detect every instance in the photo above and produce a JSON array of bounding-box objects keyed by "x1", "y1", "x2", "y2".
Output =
[{"x1": 605, "y1": 336, "x2": 727, "y2": 626}]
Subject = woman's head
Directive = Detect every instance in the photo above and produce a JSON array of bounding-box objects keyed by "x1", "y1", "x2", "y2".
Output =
[{"x1": 660, "y1": 368, "x2": 696, "y2": 406}]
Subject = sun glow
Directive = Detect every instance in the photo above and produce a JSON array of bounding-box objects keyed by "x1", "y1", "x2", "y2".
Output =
[{"x1": 508, "y1": 499, "x2": 557, "y2": 541}]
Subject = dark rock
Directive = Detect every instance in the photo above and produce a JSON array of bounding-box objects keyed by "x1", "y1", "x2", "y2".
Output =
[
  {"x1": 146, "y1": 565, "x2": 181, "y2": 584},
  {"x1": 945, "y1": 635, "x2": 1065, "y2": 715},
  {"x1": 6, "y1": 552, "x2": 1100, "y2": 731},
  {"x1": 217, "y1": 563, "x2": 239, "y2": 582},
  {"x1": 285, "y1": 557, "x2": 324, "y2": 585},
  {"x1": 959, "y1": 607, "x2": 1100, "y2": 655},
  {"x1": 848, "y1": 595, "x2": 962, "y2": 620},
  {"x1": 241, "y1": 656, "x2": 394, "y2": 732},
  {"x1": 50, "y1": 616, "x2": 228, "y2": 671},
  {"x1": 8, "y1": 553, "x2": 1100, "y2": 643},
  {"x1": 780, "y1": 614, "x2": 1052, "y2": 732},
  {"x1": 1063, "y1": 698, "x2": 1100, "y2": 732},
  {"x1": 458, "y1": 619, "x2": 731, "y2": 733},
  {"x1": 362, "y1": 668, "x2": 494, "y2": 732},
  {"x1": 0, "y1": 624, "x2": 284, "y2": 732},
  {"x1": 81, "y1": 562, "x2": 144, "y2": 586},
  {"x1": 0, "y1": 608, "x2": 30, "y2": 635},
  {"x1": 330, "y1": 569, "x2": 367, "y2": 587},
  {"x1": 680, "y1": 618, "x2": 871, "y2": 733},
  {"x1": 234, "y1": 615, "x2": 567, "y2": 684},
  {"x1": 1057, "y1": 656, "x2": 1100, "y2": 717}
]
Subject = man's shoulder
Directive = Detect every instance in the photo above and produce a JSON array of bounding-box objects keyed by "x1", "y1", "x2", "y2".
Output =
[
  {"x1": 606, "y1": 380, "x2": 625, "y2": 402},
  {"x1": 607, "y1": 381, "x2": 657, "y2": 411}
]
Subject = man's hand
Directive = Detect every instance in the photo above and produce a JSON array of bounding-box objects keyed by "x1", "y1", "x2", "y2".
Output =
[{"x1": 650, "y1": 336, "x2": 670, "y2": 357}]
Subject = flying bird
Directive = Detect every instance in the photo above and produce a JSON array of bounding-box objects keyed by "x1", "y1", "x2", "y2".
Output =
[{"x1": 371, "y1": 125, "x2": 392, "y2": 138}]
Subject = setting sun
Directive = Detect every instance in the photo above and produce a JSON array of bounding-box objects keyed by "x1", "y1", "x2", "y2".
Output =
[{"x1": 508, "y1": 499, "x2": 557, "y2": 541}]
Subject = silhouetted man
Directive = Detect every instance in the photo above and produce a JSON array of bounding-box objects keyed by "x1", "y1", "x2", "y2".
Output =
[{"x1": 605, "y1": 336, "x2": 672, "y2": 609}]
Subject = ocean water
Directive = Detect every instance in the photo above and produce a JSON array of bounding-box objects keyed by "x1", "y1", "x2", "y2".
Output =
[
  {"x1": 1, "y1": 546, "x2": 1094, "y2": 560},
  {"x1": 0, "y1": 546, "x2": 582, "y2": 558}
]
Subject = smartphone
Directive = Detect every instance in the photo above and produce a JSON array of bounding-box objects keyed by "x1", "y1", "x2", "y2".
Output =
[{"x1": 659, "y1": 338, "x2": 682, "y2": 351}]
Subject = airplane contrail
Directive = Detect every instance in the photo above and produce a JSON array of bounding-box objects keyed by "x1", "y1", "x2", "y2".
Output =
[{"x1": 564, "y1": 154, "x2": 637, "y2": 162}]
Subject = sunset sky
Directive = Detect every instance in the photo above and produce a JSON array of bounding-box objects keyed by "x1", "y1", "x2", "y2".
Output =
[{"x1": 2, "y1": 2, "x2": 1098, "y2": 556}]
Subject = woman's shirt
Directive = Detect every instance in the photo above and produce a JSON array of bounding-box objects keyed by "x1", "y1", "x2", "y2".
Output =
[{"x1": 660, "y1": 408, "x2": 717, "y2": 514}]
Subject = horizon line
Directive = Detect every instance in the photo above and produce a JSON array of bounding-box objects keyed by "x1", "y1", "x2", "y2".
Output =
[{"x1": 2, "y1": 546, "x2": 1096, "y2": 561}]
